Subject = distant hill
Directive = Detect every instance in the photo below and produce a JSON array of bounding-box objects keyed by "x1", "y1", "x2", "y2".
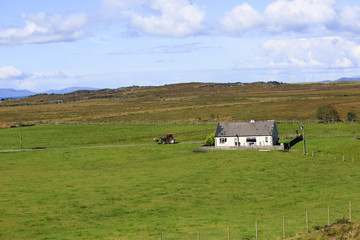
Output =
[
  {"x1": 1, "y1": 81, "x2": 360, "y2": 126},
  {"x1": 42, "y1": 87, "x2": 100, "y2": 95},
  {"x1": 0, "y1": 89, "x2": 36, "y2": 99},
  {"x1": 0, "y1": 87, "x2": 99, "y2": 99},
  {"x1": 322, "y1": 77, "x2": 360, "y2": 83}
]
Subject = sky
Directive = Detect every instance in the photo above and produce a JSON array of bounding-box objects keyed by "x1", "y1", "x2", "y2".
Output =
[{"x1": 1, "y1": 0, "x2": 360, "y2": 92}]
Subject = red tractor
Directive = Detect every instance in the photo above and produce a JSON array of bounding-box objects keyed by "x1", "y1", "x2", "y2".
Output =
[{"x1": 154, "y1": 133, "x2": 175, "y2": 144}]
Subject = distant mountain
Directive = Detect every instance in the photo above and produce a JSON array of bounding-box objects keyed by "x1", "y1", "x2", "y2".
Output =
[
  {"x1": 0, "y1": 89, "x2": 36, "y2": 99},
  {"x1": 0, "y1": 87, "x2": 100, "y2": 99},
  {"x1": 322, "y1": 77, "x2": 360, "y2": 83},
  {"x1": 42, "y1": 87, "x2": 99, "y2": 94}
]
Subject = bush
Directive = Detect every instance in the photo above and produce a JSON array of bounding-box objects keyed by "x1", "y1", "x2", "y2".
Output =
[
  {"x1": 347, "y1": 111, "x2": 357, "y2": 122},
  {"x1": 316, "y1": 105, "x2": 341, "y2": 123},
  {"x1": 204, "y1": 132, "x2": 215, "y2": 146}
]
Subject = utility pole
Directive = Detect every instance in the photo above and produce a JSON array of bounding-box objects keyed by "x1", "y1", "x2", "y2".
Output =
[
  {"x1": 301, "y1": 124, "x2": 306, "y2": 155},
  {"x1": 19, "y1": 122, "x2": 23, "y2": 150}
]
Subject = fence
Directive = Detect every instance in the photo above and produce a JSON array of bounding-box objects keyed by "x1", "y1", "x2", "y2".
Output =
[
  {"x1": 306, "y1": 150, "x2": 358, "y2": 163},
  {"x1": 157, "y1": 201, "x2": 355, "y2": 240}
]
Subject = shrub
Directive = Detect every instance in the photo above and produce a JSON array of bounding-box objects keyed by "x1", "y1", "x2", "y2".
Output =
[
  {"x1": 204, "y1": 132, "x2": 215, "y2": 146},
  {"x1": 347, "y1": 111, "x2": 357, "y2": 122},
  {"x1": 316, "y1": 105, "x2": 341, "y2": 123}
]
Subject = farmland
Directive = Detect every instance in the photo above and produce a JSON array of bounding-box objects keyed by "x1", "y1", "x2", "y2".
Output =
[
  {"x1": 1, "y1": 123, "x2": 360, "y2": 239},
  {"x1": 1, "y1": 81, "x2": 360, "y2": 239}
]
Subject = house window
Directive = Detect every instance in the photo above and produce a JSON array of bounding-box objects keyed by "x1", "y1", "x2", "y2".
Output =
[
  {"x1": 220, "y1": 138, "x2": 227, "y2": 144},
  {"x1": 265, "y1": 137, "x2": 269, "y2": 143},
  {"x1": 246, "y1": 137, "x2": 256, "y2": 145}
]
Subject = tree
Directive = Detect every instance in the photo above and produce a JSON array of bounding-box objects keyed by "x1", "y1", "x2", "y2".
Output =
[
  {"x1": 347, "y1": 111, "x2": 357, "y2": 122},
  {"x1": 316, "y1": 105, "x2": 341, "y2": 123},
  {"x1": 204, "y1": 132, "x2": 215, "y2": 146}
]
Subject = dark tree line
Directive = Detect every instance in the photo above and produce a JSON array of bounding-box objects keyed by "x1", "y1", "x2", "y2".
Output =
[{"x1": 316, "y1": 105, "x2": 357, "y2": 123}]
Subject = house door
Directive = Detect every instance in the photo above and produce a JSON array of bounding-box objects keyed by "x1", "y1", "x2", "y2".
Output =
[{"x1": 234, "y1": 137, "x2": 238, "y2": 146}]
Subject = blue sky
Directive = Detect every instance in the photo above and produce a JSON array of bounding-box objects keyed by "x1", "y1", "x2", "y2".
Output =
[{"x1": 1, "y1": 0, "x2": 360, "y2": 91}]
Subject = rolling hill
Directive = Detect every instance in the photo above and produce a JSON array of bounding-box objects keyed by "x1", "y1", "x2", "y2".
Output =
[{"x1": 0, "y1": 81, "x2": 359, "y2": 127}]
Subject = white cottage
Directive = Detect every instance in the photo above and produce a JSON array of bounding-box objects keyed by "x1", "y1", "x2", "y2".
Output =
[{"x1": 215, "y1": 120, "x2": 279, "y2": 148}]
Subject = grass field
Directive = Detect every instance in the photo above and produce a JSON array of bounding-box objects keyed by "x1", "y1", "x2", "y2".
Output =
[
  {"x1": 1, "y1": 123, "x2": 360, "y2": 239},
  {"x1": 0, "y1": 124, "x2": 215, "y2": 150}
]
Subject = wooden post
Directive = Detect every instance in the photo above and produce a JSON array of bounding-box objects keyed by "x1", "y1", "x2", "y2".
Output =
[
  {"x1": 353, "y1": 157, "x2": 355, "y2": 163},
  {"x1": 19, "y1": 122, "x2": 23, "y2": 150},
  {"x1": 312, "y1": 151, "x2": 314, "y2": 157},
  {"x1": 256, "y1": 221, "x2": 258, "y2": 240},
  {"x1": 228, "y1": 226, "x2": 230, "y2": 240},
  {"x1": 301, "y1": 125, "x2": 306, "y2": 155},
  {"x1": 306, "y1": 210, "x2": 309, "y2": 233},
  {"x1": 349, "y1": 201, "x2": 352, "y2": 222},
  {"x1": 197, "y1": 231, "x2": 200, "y2": 240},
  {"x1": 283, "y1": 216, "x2": 285, "y2": 239},
  {"x1": 328, "y1": 206, "x2": 330, "y2": 226}
]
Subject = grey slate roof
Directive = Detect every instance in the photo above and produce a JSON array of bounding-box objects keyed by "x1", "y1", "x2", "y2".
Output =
[{"x1": 215, "y1": 120, "x2": 276, "y2": 137}]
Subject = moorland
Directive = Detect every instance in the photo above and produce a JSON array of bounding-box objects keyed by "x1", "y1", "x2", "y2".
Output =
[
  {"x1": 1, "y1": 81, "x2": 360, "y2": 126},
  {"x1": 1, "y1": 81, "x2": 360, "y2": 239}
]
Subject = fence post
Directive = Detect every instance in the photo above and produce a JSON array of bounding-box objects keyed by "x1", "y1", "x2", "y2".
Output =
[
  {"x1": 283, "y1": 216, "x2": 285, "y2": 239},
  {"x1": 228, "y1": 226, "x2": 230, "y2": 240},
  {"x1": 256, "y1": 221, "x2": 258, "y2": 240},
  {"x1": 306, "y1": 210, "x2": 308, "y2": 233},
  {"x1": 349, "y1": 201, "x2": 352, "y2": 222},
  {"x1": 197, "y1": 231, "x2": 200, "y2": 240}
]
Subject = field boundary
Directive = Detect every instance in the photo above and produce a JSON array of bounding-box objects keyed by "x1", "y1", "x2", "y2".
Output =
[
  {"x1": 158, "y1": 201, "x2": 355, "y2": 240},
  {"x1": 0, "y1": 141, "x2": 203, "y2": 153}
]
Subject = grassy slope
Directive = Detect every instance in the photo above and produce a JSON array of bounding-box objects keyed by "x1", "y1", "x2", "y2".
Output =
[
  {"x1": 1, "y1": 81, "x2": 360, "y2": 126},
  {"x1": 1, "y1": 124, "x2": 360, "y2": 240}
]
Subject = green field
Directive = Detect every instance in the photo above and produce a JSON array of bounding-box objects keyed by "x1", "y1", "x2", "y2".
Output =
[
  {"x1": 0, "y1": 124, "x2": 215, "y2": 150},
  {"x1": 1, "y1": 123, "x2": 360, "y2": 239}
]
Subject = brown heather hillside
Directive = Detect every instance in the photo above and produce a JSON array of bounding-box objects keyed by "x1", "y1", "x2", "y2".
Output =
[
  {"x1": 1, "y1": 81, "x2": 360, "y2": 127},
  {"x1": 290, "y1": 219, "x2": 360, "y2": 240}
]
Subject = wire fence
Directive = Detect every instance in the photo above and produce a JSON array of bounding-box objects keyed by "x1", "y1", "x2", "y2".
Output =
[{"x1": 156, "y1": 201, "x2": 356, "y2": 240}]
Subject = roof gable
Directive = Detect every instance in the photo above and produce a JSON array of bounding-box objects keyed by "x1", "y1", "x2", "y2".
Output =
[{"x1": 215, "y1": 120, "x2": 276, "y2": 137}]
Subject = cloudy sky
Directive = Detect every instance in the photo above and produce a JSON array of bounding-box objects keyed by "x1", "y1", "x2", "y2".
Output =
[{"x1": 1, "y1": 0, "x2": 360, "y2": 91}]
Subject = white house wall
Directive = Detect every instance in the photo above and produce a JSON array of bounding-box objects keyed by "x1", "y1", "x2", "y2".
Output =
[{"x1": 215, "y1": 136, "x2": 274, "y2": 147}]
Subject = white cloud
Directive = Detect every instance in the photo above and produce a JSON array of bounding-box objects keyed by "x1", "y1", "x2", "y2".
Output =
[
  {"x1": 338, "y1": 6, "x2": 360, "y2": 33},
  {"x1": 0, "y1": 12, "x2": 88, "y2": 45},
  {"x1": 221, "y1": 3, "x2": 263, "y2": 34},
  {"x1": 102, "y1": 0, "x2": 205, "y2": 37},
  {"x1": 0, "y1": 66, "x2": 28, "y2": 80},
  {"x1": 262, "y1": 37, "x2": 360, "y2": 68},
  {"x1": 220, "y1": 0, "x2": 360, "y2": 35},
  {"x1": 34, "y1": 70, "x2": 70, "y2": 79},
  {"x1": 264, "y1": 0, "x2": 336, "y2": 32},
  {"x1": 108, "y1": 43, "x2": 201, "y2": 55}
]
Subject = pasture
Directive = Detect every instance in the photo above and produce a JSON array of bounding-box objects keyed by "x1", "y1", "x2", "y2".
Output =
[{"x1": 1, "y1": 123, "x2": 360, "y2": 239}]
